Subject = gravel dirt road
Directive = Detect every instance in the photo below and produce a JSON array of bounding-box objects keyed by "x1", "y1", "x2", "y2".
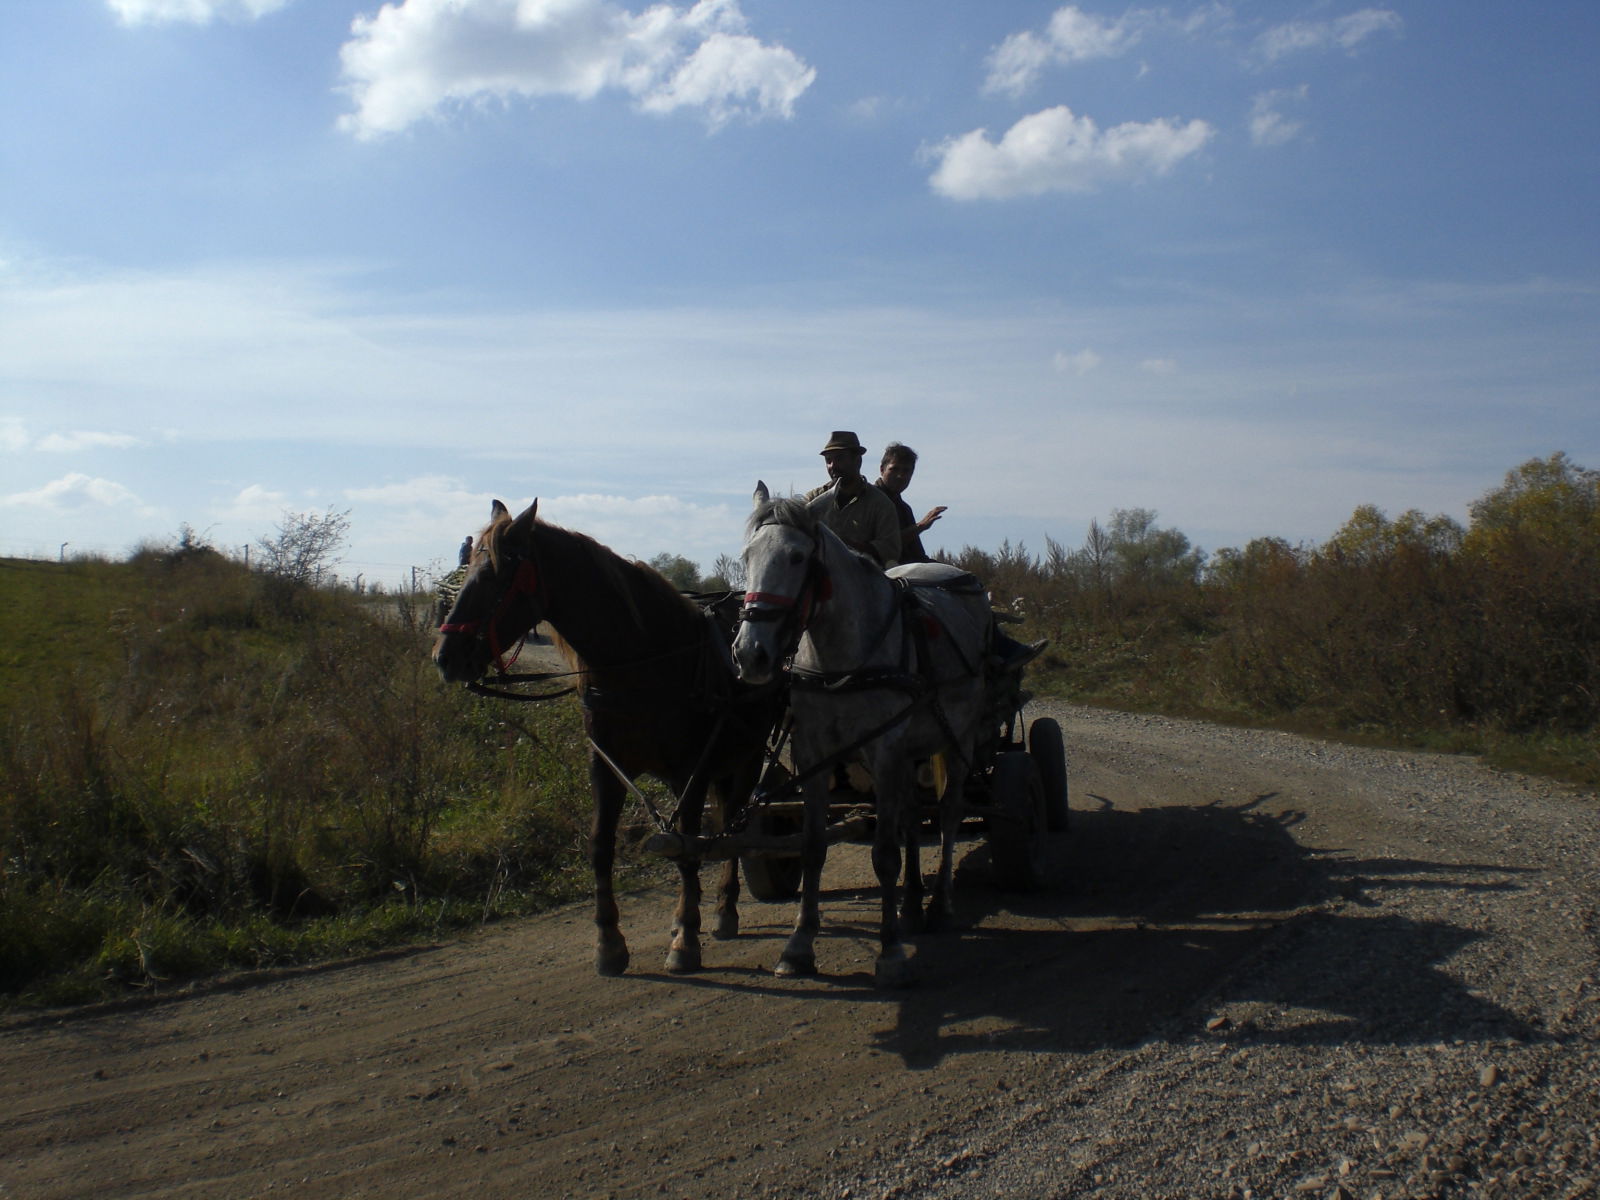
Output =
[{"x1": 3, "y1": 703, "x2": 1597, "y2": 1200}]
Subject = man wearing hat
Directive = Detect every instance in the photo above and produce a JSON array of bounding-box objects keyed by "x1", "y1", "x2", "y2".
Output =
[{"x1": 805, "y1": 431, "x2": 902, "y2": 567}]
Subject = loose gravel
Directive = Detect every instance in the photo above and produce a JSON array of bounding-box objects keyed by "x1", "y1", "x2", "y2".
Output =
[{"x1": 835, "y1": 705, "x2": 1600, "y2": 1200}]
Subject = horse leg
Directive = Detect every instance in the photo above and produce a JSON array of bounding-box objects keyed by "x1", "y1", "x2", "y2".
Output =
[
  {"x1": 923, "y1": 748, "x2": 964, "y2": 932},
  {"x1": 666, "y1": 859, "x2": 704, "y2": 973},
  {"x1": 899, "y1": 800, "x2": 926, "y2": 936},
  {"x1": 588, "y1": 755, "x2": 630, "y2": 976},
  {"x1": 666, "y1": 778, "x2": 707, "y2": 974},
  {"x1": 711, "y1": 778, "x2": 743, "y2": 941},
  {"x1": 872, "y1": 757, "x2": 914, "y2": 989},
  {"x1": 901, "y1": 752, "x2": 943, "y2": 933},
  {"x1": 713, "y1": 858, "x2": 740, "y2": 940},
  {"x1": 775, "y1": 772, "x2": 827, "y2": 977}
]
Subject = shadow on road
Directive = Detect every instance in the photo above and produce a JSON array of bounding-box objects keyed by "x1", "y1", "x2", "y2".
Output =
[
  {"x1": 868, "y1": 794, "x2": 1539, "y2": 1067},
  {"x1": 638, "y1": 789, "x2": 1539, "y2": 1069}
]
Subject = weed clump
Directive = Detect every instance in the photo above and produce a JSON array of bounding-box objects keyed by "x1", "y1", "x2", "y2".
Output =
[{"x1": 0, "y1": 547, "x2": 594, "y2": 1005}]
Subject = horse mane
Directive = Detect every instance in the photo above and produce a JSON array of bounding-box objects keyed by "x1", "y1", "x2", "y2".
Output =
[
  {"x1": 749, "y1": 494, "x2": 883, "y2": 570},
  {"x1": 476, "y1": 508, "x2": 700, "y2": 664},
  {"x1": 747, "y1": 496, "x2": 817, "y2": 540}
]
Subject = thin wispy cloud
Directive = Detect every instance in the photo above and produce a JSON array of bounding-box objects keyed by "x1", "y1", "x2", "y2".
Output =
[
  {"x1": 35, "y1": 431, "x2": 146, "y2": 453},
  {"x1": 0, "y1": 417, "x2": 29, "y2": 453},
  {"x1": 1054, "y1": 348, "x2": 1102, "y2": 375},
  {"x1": 1250, "y1": 85, "x2": 1310, "y2": 147},
  {"x1": 107, "y1": 0, "x2": 290, "y2": 25},
  {"x1": 983, "y1": 5, "x2": 1148, "y2": 97},
  {"x1": 929, "y1": 105, "x2": 1213, "y2": 200},
  {"x1": 1254, "y1": 8, "x2": 1402, "y2": 62},
  {"x1": 337, "y1": 0, "x2": 815, "y2": 139}
]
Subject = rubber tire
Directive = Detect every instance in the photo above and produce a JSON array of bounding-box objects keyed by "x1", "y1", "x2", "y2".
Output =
[
  {"x1": 987, "y1": 751, "x2": 1047, "y2": 891},
  {"x1": 740, "y1": 807, "x2": 803, "y2": 902},
  {"x1": 1029, "y1": 717, "x2": 1069, "y2": 832}
]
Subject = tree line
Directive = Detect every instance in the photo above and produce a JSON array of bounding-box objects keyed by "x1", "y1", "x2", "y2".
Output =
[{"x1": 941, "y1": 453, "x2": 1599, "y2": 749}]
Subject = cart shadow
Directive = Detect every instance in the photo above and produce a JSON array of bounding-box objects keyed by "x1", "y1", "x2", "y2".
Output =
[
  {"x1": 866, "y1": 794, "x2": 1541, "y2": 1067},
  {"x1": 645, "y1": 791, "x2": 1540, "y2": 1068}
]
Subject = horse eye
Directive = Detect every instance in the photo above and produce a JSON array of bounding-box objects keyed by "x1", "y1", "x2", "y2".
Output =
[{"x1": 788, "y1": 550, "x2": 805, "y2": 566}]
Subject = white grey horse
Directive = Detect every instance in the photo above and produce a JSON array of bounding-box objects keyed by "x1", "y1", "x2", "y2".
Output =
[{"x1": 731, "y1": 482, "x2": 992, "y2": 987}]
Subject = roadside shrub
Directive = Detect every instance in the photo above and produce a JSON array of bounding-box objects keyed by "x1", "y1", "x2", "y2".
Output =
[{"x1": 0, "y1": 554, "x2": 596, "y2": 1003}]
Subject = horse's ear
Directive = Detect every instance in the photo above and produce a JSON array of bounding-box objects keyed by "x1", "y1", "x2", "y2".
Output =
[
  {"x1": 491, "y1": 499, "x2": 510, "y2": 521},
  {"x1": 753, "y1": 480, "x2": 770, "y2": 508},
  {"x1": 509, "y1": 500, "x2": 539, "y2": 541}
]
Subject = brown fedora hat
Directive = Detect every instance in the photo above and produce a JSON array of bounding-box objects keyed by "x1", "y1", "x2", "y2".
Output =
[{"x1": 820, "y1": 430, "x2": 867, "y2": 455}]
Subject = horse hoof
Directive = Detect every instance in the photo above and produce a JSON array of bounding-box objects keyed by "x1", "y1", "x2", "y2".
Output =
[
  {"x1": 714, "y1": 913, "x2": 740, "y2": 941},
  {"x1": 900, "y1": 908, "x2": 926, "y2": 936},
  {"x1": 595, "y1": 944, "x2": 630, "y2": 977},
  {"x1": 923, "y1": 902, "x2": 953, "y2": 933},
  {"x1": 774, "y1": 954, "x2": 816, "y2": 978},
  {"x1": 874, "y1": 951, "x2": 913, "y2": 990},
  {"x1": 666, "y1": 946, "x2": 702, "y2": 974}
]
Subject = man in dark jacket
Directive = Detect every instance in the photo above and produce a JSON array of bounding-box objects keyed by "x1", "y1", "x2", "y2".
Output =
[{"x1": 875, "y1": 441, "x2": 945, "y2": 564}]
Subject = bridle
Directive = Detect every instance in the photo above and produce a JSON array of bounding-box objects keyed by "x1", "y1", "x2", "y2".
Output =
[
  {"x1": 737, "y1": 523, "x2": 831, "y2": 657},
  {"x1": 439, "y1": 546, "x2": 546, "y2": 676}
]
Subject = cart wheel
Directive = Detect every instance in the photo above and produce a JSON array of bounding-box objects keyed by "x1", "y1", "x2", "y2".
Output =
[
  {"x1": 988, "y1": 751, "x2": 1047, "y2": 890},
  {"x1": 1029, "y1": 717, "x2": 1069, "y2": 832},
  {"x1": 740, "y1": 807, "x2": 803, "y2": 902}
]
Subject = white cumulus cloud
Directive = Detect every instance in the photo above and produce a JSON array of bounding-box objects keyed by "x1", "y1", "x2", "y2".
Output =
[
  {"x1": 984, "y1": 5, "x2": 1148, "y2": 97},
  {"x1": 218, "y1": 483, "x2": 290, "y2": 524},
  {"x1": 337, "y1": 0, "x2": 815, "y2": 139},
  {"x1": 1249, "y1": 85, "x2": 1310, "y2": 147},
  {"x1": 929, "y1": 105, "x2": 1213, "y2": 200},
  {"x1": 1255, "y1": 8, "x2": 1402, "y2": 62},
  {"x1": 107, "y1": 0, "x2": 291, "y2": 25},
  {"x1": 2, "y1": 473, "x2": 151, "y2": 512}
]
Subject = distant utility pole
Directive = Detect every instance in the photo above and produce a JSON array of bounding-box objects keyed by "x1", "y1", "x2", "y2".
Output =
[{"x1": 59, "y1": 542, "x2": 68, "y2": 562}]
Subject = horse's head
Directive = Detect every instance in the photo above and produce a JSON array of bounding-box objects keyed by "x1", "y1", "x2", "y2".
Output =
[
  {"x1": 732, "y1": 481, "x2": 825, "y2": 685},
  {"x1": 433, "y1": 499, "x2": 548, "y2": 684}
]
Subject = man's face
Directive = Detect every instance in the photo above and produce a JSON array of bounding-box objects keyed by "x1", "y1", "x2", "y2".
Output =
[
  {"x1": 823, "y1": 449, "x2": 864, "y2": 483},
  {"x1": 879, "y1": 455, "x2": 914, "y2": 495}
]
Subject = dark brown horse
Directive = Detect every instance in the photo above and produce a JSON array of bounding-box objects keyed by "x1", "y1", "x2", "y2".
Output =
[{"x1": 433, "y1": 499, "x2": 782, "y2": 976}]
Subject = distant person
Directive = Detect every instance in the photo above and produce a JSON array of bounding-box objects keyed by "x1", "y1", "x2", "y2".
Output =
[
  {"x1": 804, "y1": 431, "x2": 901, "y2": 567},
  {"x1": 875, "y1": 441, "x2": 944, "y2": 564},
  {"x1": 458, "y1": 536, "x2": 473, "y2": 566}
]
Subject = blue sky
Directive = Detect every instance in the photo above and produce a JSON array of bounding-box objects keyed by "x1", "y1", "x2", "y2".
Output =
[{"x1": 2, "y1": 0, "x2": 1595, "y2": 587}]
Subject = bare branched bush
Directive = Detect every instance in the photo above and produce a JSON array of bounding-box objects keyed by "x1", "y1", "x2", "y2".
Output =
[{"x1": 255, "y1": 508, "x2": 351, "y2": 586}]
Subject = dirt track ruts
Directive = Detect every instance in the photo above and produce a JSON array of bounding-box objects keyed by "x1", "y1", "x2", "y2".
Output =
[{"x1": 3, "y1": 703, "x2": 1597, "y2": 1200}]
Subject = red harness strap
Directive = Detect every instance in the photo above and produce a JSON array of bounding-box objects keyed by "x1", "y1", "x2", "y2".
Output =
[
  {"x1": 743, "y1": 567, "x2": 833, "y2": 630},
  {"x1": 440, "y1": 559, "x2": 543, "y2": 673}
]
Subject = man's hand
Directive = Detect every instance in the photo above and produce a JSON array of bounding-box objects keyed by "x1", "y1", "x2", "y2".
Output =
[{"x1": 917, "y1": 506, "x2": 947, "y2": 533}]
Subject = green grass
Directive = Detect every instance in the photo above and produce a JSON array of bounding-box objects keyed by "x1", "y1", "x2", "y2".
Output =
[{"x1": 0, "y1": 551, "x2": 643, "y2": 1009}]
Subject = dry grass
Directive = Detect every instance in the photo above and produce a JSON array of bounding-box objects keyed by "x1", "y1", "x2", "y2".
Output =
[{"x1": 0, "y1": 548, "x2": 602, "y2": 1006}]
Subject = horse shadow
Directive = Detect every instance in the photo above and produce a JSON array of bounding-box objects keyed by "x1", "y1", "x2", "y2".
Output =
[
  {"x1": 864, "y1": 791, "x2": 1540, "y2": 1067},
  {"x1": 637, "y1": 787, "x2": 1539, "y2": 1069}
]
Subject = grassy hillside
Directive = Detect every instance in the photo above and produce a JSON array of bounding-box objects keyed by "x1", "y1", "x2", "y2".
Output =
[{"x1": 0, "y1": 550, "x2": 616, "y2": 1007}]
